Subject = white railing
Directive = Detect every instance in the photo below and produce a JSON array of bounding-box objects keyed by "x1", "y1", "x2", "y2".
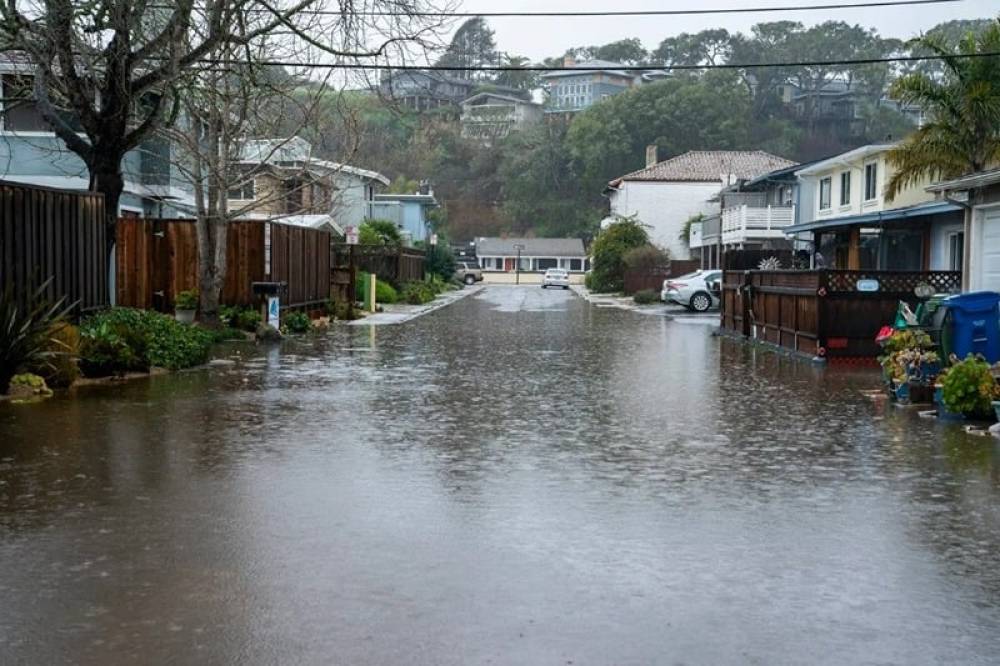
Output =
[{"x1": 721, "y1": 204, "x2": 796, "y2": 245}]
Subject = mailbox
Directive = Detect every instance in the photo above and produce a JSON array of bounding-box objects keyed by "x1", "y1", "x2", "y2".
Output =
[{"x1": 251, "y1": 281, "x2": 288, "y2": 297}]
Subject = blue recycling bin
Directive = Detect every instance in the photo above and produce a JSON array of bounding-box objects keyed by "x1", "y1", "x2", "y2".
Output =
[{"x1": 943, "y1": 291, "x2": 1000, "y2": 363}]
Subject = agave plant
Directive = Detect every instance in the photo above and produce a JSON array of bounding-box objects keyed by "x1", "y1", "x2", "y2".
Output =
[
  {"x1": 0, "y1": 279, "x2": 75, "y2": 394},
  {"x1": 758, "y1": 256, "x2": 783, "y2": 271},
  {"x1": 885, "y1": 21, "x2": 1000, "y2": 199}
]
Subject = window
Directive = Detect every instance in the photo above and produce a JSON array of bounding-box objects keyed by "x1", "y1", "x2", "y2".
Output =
[
  {"x1": 949, "y1": 231, "x2": 964, "y2": 271},
  {"x1": 228, "y1": 177, "x2": 255, "y2": 200},
  {"x1": 864, "y1": 162, "x2": 878, "y2": 201},
  {"x1": 2, "y1": 75, "x2": 47, "y2": 131},
  {"x1": 819, "y1": 177, "x2": 832, "y2": 210},
  {"x1": 570, "y1": 258, "x2": 582, "y2": 271},
  {"x1": 839, "y1": 171, "x2": 851, "y2": 206}
]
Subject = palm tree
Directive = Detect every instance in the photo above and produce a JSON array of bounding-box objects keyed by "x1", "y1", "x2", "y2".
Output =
[{"x1": 885, "y1": 20, "x2": 1000, "y2": 199}]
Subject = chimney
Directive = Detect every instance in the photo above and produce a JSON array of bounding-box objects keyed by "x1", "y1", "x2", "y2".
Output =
[
  {"x1": 645, "y1": 145, "x2": 658, "y2": 168},
  {"x1": 563, "y1": 55, "x2": 576, "y2": 68}
]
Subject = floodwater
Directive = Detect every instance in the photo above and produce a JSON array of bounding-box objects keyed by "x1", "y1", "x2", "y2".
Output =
[{"x1": 2, "y1": 286, "x2": 1000, "y2": 665}]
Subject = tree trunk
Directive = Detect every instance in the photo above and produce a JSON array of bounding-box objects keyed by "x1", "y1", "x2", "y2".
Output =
[
  {"x1": 197, "y1": 215, "x2": 228, "y2": 327},
  {"x1": 89, "y1": 151, "x2": 126, "y2": 259}
]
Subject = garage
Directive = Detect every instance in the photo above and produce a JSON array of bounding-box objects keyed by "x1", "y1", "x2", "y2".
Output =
[{"x1": 978, "y1": 207, "x2": 1000, "y2": 292}]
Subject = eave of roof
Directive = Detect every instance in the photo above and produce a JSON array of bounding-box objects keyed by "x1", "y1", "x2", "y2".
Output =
[
  {"x1": 795, "y1": 144, "x2": 896, "y2": 176},
  {"x1": 926, "y1": 168, "x2": 1000, "y2": 193},
  {"x1": 783, "y1": 200, "x2": 961, "y2": 234}
]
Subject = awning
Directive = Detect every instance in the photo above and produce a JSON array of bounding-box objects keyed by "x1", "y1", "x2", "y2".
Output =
[{"x1": 783, "y1": 200, "x2": 961, "y2": 234}]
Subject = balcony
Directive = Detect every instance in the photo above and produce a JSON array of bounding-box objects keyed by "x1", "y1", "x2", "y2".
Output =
[{"x1": 721, "y1": 204, "x2": 795, "y2": 246}]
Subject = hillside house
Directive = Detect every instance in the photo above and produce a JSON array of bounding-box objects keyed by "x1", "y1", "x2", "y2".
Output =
[
  {"x1": 541, "y1": 58, "x2": 640, "y2": 113},
  {"x1": 368, "y1": 192, "x2": 439, "y2": 246},
  {"x1": 460, "y1": 92, "x2": 542, "y2": 141},
  {"x1": 606, "y1": 149, "x2": 796, "y2": 261}
]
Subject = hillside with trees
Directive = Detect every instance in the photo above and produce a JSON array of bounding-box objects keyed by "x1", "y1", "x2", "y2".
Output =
[{"x1": 299, "y1": 17, "x2": 998, "y2": 245}]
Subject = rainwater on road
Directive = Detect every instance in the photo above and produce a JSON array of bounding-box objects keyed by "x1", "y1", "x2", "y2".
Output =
[{"x1": 2, "y1": 286, "x2": 1000, "y2": 665}]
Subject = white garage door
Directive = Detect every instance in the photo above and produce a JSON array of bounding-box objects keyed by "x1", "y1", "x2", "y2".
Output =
[{"x1": 979, "y1": 209, "x2": 1000, "y2": 292}]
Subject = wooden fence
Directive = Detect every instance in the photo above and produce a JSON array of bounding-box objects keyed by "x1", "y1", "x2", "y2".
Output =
[
  {"x1": 331, "y1": 244, "x2": 425, "y2": 286},
  {"x1": 117, "y1": 219, "x2": 330, "y2": 311},
  {"x1": 0, "y1": 180, "x2": 107, "y2": 314},
  {"x1": 623, "y1": 260, "x2": 700, "y2": 295},
  {"x1": 721, "y1": 269, "x2": 962, "y2": 360}
]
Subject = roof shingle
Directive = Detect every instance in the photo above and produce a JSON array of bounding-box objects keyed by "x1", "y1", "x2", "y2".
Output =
[{"x1": 612, "y1": 150, "x2": 797, "y2": 184}]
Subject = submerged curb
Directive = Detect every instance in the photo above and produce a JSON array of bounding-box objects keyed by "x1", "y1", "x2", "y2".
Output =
[{"x1": 348, "y1": 285, "x2": 486, "y2": 326}]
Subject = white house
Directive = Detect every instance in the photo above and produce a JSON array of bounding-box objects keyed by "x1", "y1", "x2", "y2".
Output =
[
  {"x1": 605, "y1": 149, "x2": 797, "y2": 261},
  {"x1": 475, "y1": 237, "x2": 588, "y2": 273},
  {"x1": 784, "y1": 143, "x2": 965, "y2": 272},
  {"x1": 928, "y1": 168, "x2": 1000, "y2": 292}
]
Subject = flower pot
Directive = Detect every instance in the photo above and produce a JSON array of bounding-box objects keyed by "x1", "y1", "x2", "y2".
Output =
[
  {"x1": 935, "y1": 385, "x2": 964, "y2": 421},
  {"x1": 893, "y1": 379, "x2": 910, "y2": 403},
  {"x1": 175, "y1": 309, "x2": 196, "y2": 324}
]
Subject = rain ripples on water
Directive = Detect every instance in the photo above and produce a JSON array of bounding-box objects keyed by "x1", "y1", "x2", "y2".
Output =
[{"x1": 1, "y1": 285, "x2": 1000, "y2": 664}]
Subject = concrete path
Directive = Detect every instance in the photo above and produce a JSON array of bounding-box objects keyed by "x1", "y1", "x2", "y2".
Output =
[
  {"x1": 571, "y1": 284, "x2": 719, "y2": 323},
  {"x1": 348, "y1": 285, "x2": 485, "y2": 326}
]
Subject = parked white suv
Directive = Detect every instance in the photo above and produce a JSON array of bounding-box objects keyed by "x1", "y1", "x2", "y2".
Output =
[{"x1": 542, "y1": 268, "x2": 570, "y2": 289}]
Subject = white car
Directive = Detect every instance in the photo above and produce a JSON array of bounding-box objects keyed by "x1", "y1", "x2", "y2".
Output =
[
  {"x1": 661, "y1": 270, "x2": 721, "y2": 312},
  {"x1": 542, "y1": 268, "x2": 570, "y2": 289}
]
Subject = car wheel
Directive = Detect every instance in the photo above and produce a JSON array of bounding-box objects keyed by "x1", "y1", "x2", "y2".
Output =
[
  {"x1": 690, "y1": 291, "x2": 712, "y2": 312},
  {"x1": 563, "y1": 285, "x2": 569, "y2": 290},
  {"x1": 464, "y1": 275, "x2": 476, "y2": 285},
  {"x1": 541, "y1": 284, "x2": 547, "y2": 289}
]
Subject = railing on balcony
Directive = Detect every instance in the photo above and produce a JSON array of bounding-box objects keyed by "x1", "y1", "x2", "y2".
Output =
[{"x1": 720, "y1": 204, "x2": 795, "y2": 245}]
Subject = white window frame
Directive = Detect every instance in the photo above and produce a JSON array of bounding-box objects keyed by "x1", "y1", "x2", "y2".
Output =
[
  {"x1": 839, "y1": 171, "x2": 851, "y2": 206},
  {"x1": 819, "y1": 177, "x2": 832, "y2": 210}
]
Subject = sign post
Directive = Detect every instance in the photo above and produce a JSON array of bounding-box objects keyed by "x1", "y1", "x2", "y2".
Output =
[
  {"x1": 267, "y1": 296, "x2": 280, "y2": 330},
  {"x1": 346, "y1": 226, "x2": 358, "y2": 318},
  {"x1": 513, "y1": 243, "x2": 525, "y2": 286}
]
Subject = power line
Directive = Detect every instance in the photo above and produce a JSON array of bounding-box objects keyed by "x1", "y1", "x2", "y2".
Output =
[
  {"x1": 188, "y1": 50, "x2": 1000, "y2": 72},
  {"x1": 153, "y1": 0, "x2": 962, "y2": 18}
]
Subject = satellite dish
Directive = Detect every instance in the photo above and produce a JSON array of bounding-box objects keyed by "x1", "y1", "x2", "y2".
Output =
[{"x1": 914, "y1": 282, "x2": 935, "y2": 299}]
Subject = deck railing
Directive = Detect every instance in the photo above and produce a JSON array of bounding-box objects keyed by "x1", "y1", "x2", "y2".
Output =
[{"x1": 721, "y1": 205, "x2": 795, "y2": 245}]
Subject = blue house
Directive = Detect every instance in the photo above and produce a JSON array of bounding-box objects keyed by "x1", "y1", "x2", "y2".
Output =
[
  {"x1": 0, "y1": 62, "x2": 194, "y2": 217},
  {"x1": 368, "y1": 192, "x2": 439, "y2": 246},
  {"x1": 541, "y1": 57, "x2": 640, "y2": 113}
]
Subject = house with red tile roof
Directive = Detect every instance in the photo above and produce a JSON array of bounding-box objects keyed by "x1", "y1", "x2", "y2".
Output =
[{"x1": 604, "y1": 148, "x2": 796, "y2": 260}]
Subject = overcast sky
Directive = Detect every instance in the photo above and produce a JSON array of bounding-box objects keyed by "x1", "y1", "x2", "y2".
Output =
[{"x1": 455, "y1": 0, "x2": 998, "y2": 60}]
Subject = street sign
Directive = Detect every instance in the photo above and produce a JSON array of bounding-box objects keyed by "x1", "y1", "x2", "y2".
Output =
[{"x1": 346, "y1": 226, "x2": 359, "y2": 245}]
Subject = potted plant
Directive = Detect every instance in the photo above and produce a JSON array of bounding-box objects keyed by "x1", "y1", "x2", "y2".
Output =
[
  {"x1": 942, "y1": 354, "x2": 996, "y2": 421},
  {"x1": 174, "y1": 289, "x2": 198, "y2": 324}
]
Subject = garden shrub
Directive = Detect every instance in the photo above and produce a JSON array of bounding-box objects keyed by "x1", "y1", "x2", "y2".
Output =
[
  {"x1": 425, "y1": 243, "x2": 456, "y2": 281},
  {"x1": 401, "y1": 281, "x2": 436, "y2": 305},
  {"x1": 0, "y1": 278, "x2": 74, "y2": 394},
  {"x1": 623, "y1": 245, "x2": 670, "y2": 272},
  {"x1": 941, "y1": 355, "x2": 997, "y2": 418},
  {"x1": 175, "y1": 289, "x2": 199, "y2": 310},
  {"x1": 375, "y1": 280, "x2": 398, "y2": 304},
  {"x1": 282, "y1": 311, "x2": 312, "y2": 334},
  {"x1": 79, "y1": 308, "x2": 215, "y2": 376},
  {"x1": 588, "y1": 216, "x2": 650, "y2": 293},
  {"x1": 30, "y1": 323, "x2": 80, "y2": 388},
  {"x1": 633, "y1": 289, "x2": 659, "y2": 305},
  {"x1": 358, "y1": 219, "x2": 402, "y2": 246},
  {"x1": 235, "y1": 308, "x2": 262, "y2": 332}
]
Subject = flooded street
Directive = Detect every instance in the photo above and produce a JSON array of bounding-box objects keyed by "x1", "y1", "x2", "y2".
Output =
[{"x1": 2, "y1": 286, "x2": 1000, "y2": 664}]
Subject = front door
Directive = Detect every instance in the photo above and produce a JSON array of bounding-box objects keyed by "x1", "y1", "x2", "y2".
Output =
[{"x1": 504, "y1": 257, "x2": 515, "y2": 272}]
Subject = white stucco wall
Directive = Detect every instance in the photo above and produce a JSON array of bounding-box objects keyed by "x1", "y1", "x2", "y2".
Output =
[{"x1": 609, "y1": 180, "x2": 721, "y2": 260}]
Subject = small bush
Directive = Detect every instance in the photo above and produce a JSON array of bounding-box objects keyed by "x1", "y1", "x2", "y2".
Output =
[
  {"x1": 281, "y1": 310, "x2": 311, "y2": 334},
  {"x1": 942, "y1": 354, "x2": 996, "y2": 418},
  {"x1": 633, "y1": 289, "x2": 659, "y2": 305},
  {"x1": 30, "y1": 323, "x2": 80, "y2": 388},
  {"x1": 236, "y1": 308, "x2": 262, "y2": 332},
  {"x1": 79, "y1": 308, "x2": 215, "y2": 376},
  {"x1": 375, "y1": 280, "x2": 398, "y2": 304},
  {"x1": 332, "y1": 301, "x2": 360, "y2": 320},
  {"x1": 401, "y1": 281, "x2": 436, "y2": 305},
  {"x1": 623, "y1": 245, "x2": 670, "y2": 272},
  {"x1": 0, "y1": 279, "x2": 75, "y2": 394},
  {"x1": 175, "y1": 289, "x2": 199, "y2": 310}
]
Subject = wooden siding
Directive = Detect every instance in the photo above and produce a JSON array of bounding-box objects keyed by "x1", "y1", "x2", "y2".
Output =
[
  {"x1": 331, "y1": 244, "x2": 425, "y2": 286},
  {"x1": 0, "y1": 181, "x2": 107, "y2": 314}
]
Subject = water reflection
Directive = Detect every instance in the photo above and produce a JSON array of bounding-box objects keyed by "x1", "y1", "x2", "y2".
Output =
[{"x1": 1, "y1": 286, "x2": 999, "y2": 664}]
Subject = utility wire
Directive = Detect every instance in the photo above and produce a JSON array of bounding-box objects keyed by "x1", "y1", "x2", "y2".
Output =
[
  {"x1": 154, "y1": 0, "x2": 963, "y2": 18},
  {"x1": 186, "y1": 50, "x2": 1000, "y2": 72}
]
